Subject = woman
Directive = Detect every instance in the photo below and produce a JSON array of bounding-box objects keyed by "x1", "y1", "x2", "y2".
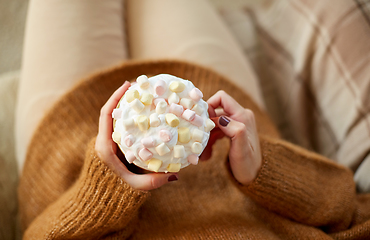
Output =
[{"x1": 17, "y1": 0, "x2": 370, "y2": 239}]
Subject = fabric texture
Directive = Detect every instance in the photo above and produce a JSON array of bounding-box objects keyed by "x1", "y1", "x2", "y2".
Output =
[
  {"x1": 218, "y1": 0, "x2": 370, "y2": 192},
  {"x1": 18, "y1": 60, "x2": 370, "y2": 239}
]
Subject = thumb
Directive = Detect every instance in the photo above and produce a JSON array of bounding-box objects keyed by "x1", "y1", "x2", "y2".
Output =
[
  {"x1": 217, "y1": 115, "x2": 261, "y2": 185},
  {"x1": 123, "y1": 172, "x2": 179, "y2": 191}
]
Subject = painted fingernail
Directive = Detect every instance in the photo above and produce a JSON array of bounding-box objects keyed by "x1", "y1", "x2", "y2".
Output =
[
  {"x1": 168, "y1": 175, "x2": 178, "y2": 182},
  {"x1": 219, "y1": 116, "x2": 230, "y2": 127}
]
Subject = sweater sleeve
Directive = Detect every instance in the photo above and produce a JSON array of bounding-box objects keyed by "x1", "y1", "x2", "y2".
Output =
[
  {"x1": 23, "y1": 138, "x2": 150, "y2": 240},
  {"x1": 234, "y1": 135, "x2": 357, "y2": 233}
]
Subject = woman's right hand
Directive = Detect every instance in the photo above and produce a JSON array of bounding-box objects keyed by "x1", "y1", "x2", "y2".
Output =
[
  {"x1": 95, "y1": 81, "x2": 178, "y2": 191},
  {"x1": 201, "y1": 90, "x2": 262, "y2": 185}
]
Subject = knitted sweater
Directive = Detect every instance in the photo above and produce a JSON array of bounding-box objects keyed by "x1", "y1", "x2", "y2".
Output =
[{"x1": 18, "y1": 60, "x2": 370, "y2": 239}]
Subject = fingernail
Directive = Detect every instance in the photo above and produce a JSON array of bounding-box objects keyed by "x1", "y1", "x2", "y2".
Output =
[
  {"x1": 168, "y1": 175, "x2": 178, "y2": 182},
  {"x1": 219, "y1": 116, "x2": 230, "y2": 127}
]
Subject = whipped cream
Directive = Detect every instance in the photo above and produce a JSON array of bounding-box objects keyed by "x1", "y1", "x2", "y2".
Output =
[{"x1": 112, "y1": 74, "x2": 215, "y2": 173}]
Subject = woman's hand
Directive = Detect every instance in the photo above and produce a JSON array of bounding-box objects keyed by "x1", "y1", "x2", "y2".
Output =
[
  {"x1": 95, "y1": 81, "x2": 178, "y2": 191},
  {"x1": 201, "y1": 90, "x2": 262, "y2": 185}
]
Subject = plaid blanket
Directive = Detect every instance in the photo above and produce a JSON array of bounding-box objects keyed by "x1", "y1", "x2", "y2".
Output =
[{"x1": 218, "y1": 0, "x2": 370, "y2": 192}]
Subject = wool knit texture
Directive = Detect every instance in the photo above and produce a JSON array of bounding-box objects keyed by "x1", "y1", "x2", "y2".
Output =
[{"x1": 18, "y1": 60, "x2": 370, "y2": 239}]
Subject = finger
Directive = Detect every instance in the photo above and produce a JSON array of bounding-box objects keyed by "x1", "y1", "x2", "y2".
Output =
[
  {"x1": 207, "y1": 90, "x2": 245, "y2": 117},
  {"x1": 102, "y1": 152, "x2": 179, "y2": 191},
  {"x1": 217, "y1": 114, "x2": 261, "y2": 185},
  {"x1": 122, "y1": 171, "x2": 179, "y2": 191},
  {"x1": 98, "y1": 81, "x2": 131, "y2": 141}
]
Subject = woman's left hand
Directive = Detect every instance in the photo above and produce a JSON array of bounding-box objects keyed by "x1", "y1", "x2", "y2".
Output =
[{"x1": 201, "y1": 90, "x2": 262, "y2": 185}]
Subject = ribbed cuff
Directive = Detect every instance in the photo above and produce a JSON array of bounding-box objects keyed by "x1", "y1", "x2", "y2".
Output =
[{"x1": 232, "y1": 135, "x2": 355, "y2": 230}]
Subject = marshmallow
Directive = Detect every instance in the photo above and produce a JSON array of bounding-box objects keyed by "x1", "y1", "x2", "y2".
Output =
[
  {"x1": 188, "y1": 154, "x2": 199, "y2": 165},
  {"x1": 125, "y1": 90, "x2": 139, "y2": 103},
  {"x1": 139, "y1": 148, "x2": 153, "y2": 161},
  {"x1": 154, "y1": 98, "x2": 166, "y2": 106},
  {"x1": 136, "y1": 75, "x2": 150, "y2": 89},
  {"x1": 182, "y1": 109, "x2": 196, "y2": 121},
  {"x1": 167, "y1": 163, "x2": 181, "y2": 172},
  {"x1": 140, "y1": 92, "x2": 154, "y2": 105},
  {"x1": 112, "y1": 109, "x2": 122, "y2": 119},
  {"x1": 169, "y1": 103, "x2": 184, "y2": 117},
  {"x1": 149, "y1": 113, "x2": 161, "y2": 127},
  {"x1": 168, "y1": 93, "x2": 180, "y2": 104},
  {"x1": 154, "y1": 79, "x2": 167, "y2": 96},
  {"x1": 112, "y1": 131, "x2": 121, "y2": 143},
  {"x1": 147, "y1": 158, "x2": 163, "y2": 172},
  {"x1": 122, "y1": 118, "x2": 136, "y2": 130},
  {"x1": 178, "y1": 127, "x2": 190, "y2": 143},
  {"x1": 159, "y1": 129, "x2": 172, "y2": 142},
  {"x1": 124, "y1": 135, "x2": 135, "y2": 147},
  {"x1": 156, "y1": 143, "x2": 171, "y2": 156},
  {"x1": 141, "y1": 137, "x2": 156, "y2": 148},
  {"x1": 188, "y1": 88, "x2": 203, "y2": 102},
  {"x1": 180, "y1": 98, "x2": 194, "y2": 109},
  {"x1": 191, "y1": 104, "x2": 204, "y2": 115},
  {"x1": 113, "y1": 74, "x2": 212, "y2": 173},
  {"x1": 205, "y1": 118, "x2": 216, "y2": 132},
  {"x1": 192, "y1": 129, "x2": 204, "y2": 142},
  {"x1": 165, "y1": 113, "x2": 180, "y2": 127},
  {"x1": 125, "y1": 150, "x2": 136, "y2": 164},
  {"x1": 130, "y1": 98, "x2": 145, "y2": 113},
  {"x1": 169, "y1": 81, "x2": 186, "y2": 92},
  {"x1": 190, "y1": 114, "x2": 204, "y2": 127},
  {"x1": 156, "y1": 101, "x2": 167, "y2": 114},
  {"x1": 191, "y1": 142, "x2": 203, "y2": 154},
  {"x1": 173, "y1": 145, "x2": 185, "y2": 158},
  {"x1": 136, "y1": 115, "x2": 149, "y2": 131}
]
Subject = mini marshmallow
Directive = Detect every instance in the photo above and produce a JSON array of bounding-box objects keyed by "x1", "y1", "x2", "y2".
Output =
[
  {"x1": 191, "y1": 142, "x2": 203, "y2": 154},
  {"x1": 169, "y1": 103, "x2": 184, "y2": 117},
  {"x1": 173, "y1": 145, "x2": 185, "y2": 158},
  {"x1": 159, "y1": 129, "x2": 172, "y2": 142},
  {"x1": 192, "y1": 129, "x2": 204, "y2": 142},
  {"x1": 178, "y1": 127, "x2": 190, "y2": 143},
  {"x1": 141, "y1": 137, "x2": 156, "y2": 148},
  {"x1": 125, "y1": 90, "x2": 139, "y2": 103},
  {"x1": 125, "y1": 150, "x2": 136, "y2": 164},
  {"x1": 180, "y1": 98, "x2": 194, "y2": 109},
  {"x1": 168, "y1": 92, "x2": 180, "y2": 104},
  {"x1": 154, "y1": 79, "x2": 167, "y2": 96},
  {"x1": 167, "y1": 163, "x2": 181, "y2": 172},
  {"x1": 112, "y1": 131, "x2": 121, "y2": 143},
  {"x1": 149, "y1": 113, "x2": 160, "y2": 127},
  {"x1": 188, "y1": 154, "x2": 199, "y2": 165},
  {"x1": 136, "y1": 115, "x2": 149, "y2": 131},
  {"x1": 112, "y1": 109, "x2": 122, "y2": 119},
  {"x1": 140, "y1": 92, "x2": 154, "y2": 105},
  {"x1": 147, "y1": 158, "x2": 162, "y2": 172},
  {"x1": 191, "y1": 104, "x2": 204, "y2": 115},
  {"x1": 190, "y1": 114, "x2": 204, "y2": 127},
  {"x1": 154, "y1": 98, "x2": 166, "y2": 106},
  {"x1": 124, "y1": 134, "x2": 135, "y2": 147},
  {"x1": 156, "y1": 143, "x2": 171, "y2": 156},
  {"x1": 139, "y1": 148, "x2": 153, "y2": 161},
  {"x1": 122, "y1": 118, "x2": 136, "y2": 130},
  {"x1": 182, "y1": 109, "x2": 196, "y2": 121},
  {"x1": 205, "y1": 118, "x2": 216, "y2": 132},
  {"x1": 165, "y1": 113, "x2": 180, "y2": 127},
  {"x1": 136, "y1": 75, "x2": 150, "y2": 89},
  {"x1": 156, "y1": 101, "x2": 167, "y2": 114},
  {"x1": 189, "y1": 88, "x2": 203, "y2": 102},
  {"x1": 130, "y1": 98, "x2": 145, "y2": 113},
  {"x1": 169, "y1": 81, "x2": 186, "y2": 93}
]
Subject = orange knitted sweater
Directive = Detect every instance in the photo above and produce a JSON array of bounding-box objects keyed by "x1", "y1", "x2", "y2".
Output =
[{"x1": 18, "y1": 60, "x2": 370, "y2": 239}]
